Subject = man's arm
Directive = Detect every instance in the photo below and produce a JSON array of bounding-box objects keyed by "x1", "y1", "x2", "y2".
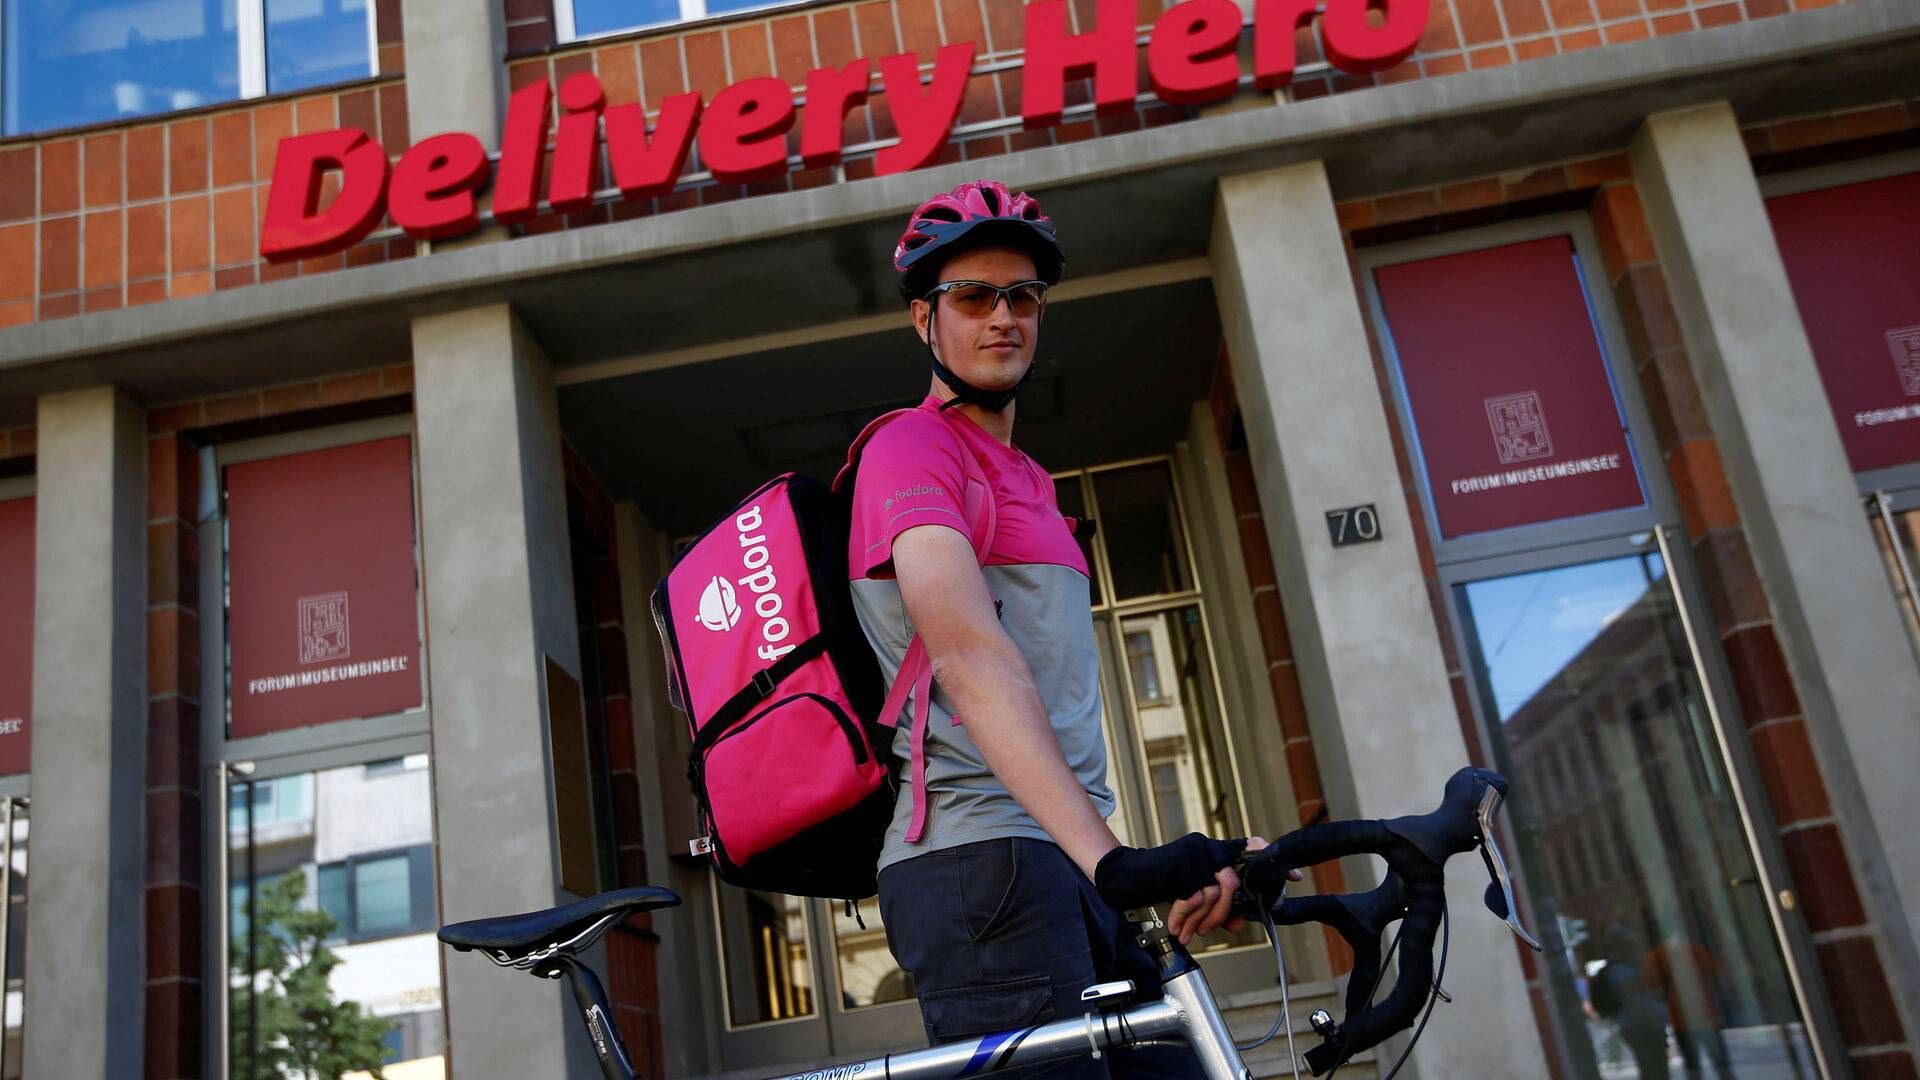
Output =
[{"x1": 891, "y1": 523, "x2": 1121, "y2": 880}]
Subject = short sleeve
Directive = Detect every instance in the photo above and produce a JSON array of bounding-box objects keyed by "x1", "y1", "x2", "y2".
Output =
[{"x1": 849, "y1": 412, "x2": 972, "y2": 579}]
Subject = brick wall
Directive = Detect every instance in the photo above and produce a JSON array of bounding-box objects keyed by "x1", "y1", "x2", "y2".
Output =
[
  {"x1": 0, "y1": 78, "x2": 414, "y2": 330},
  {"x1": 146, "y1": 430, "x2": 203, "y2": 1080},
  {"x1": 0, "y1": 0, "x2": 1864, "y2": 328},
  {"x1": 562, "y1": 442, "x2": 665, "y2": 1079},
  {"x1": 1333, "y1": 98, "x2": 1919, "y2": 1078}
]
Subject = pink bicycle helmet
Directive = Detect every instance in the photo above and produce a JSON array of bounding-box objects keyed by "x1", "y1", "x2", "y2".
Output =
[{"x1": 894, "y1": 179, "x2": 1065, "y2": 301}]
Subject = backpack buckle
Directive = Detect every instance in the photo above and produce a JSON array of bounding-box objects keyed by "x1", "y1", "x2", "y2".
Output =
[{"x1": 753, "y1": 669, "x2": 776, "y2": 698}]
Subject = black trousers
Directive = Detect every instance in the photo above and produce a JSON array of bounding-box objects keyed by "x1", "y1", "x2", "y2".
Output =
[{"x1": 877, "y1": 836, "x2": 1202, "y2": 1080}]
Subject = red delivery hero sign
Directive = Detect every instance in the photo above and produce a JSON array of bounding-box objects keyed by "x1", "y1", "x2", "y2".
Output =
[
  {"x1": 0, "y1": 497, "x2": 32, "y2": 776},
  {"x1": 1375, "y1": 236, "x2": 1645, "y2": 538},
  {"x1": 1766, "y1": 172, "x2": 1920, "y2": 473},
  {"x1": 259, "y1": 0, "x2": 1428, "y2": 259},
  {"x1": 227, "y1": 437, "x2": 421, "y2": 738}
]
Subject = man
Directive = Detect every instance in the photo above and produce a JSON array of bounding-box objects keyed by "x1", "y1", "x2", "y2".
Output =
[{"x1": 847, "y1": 180, "x2": 1273, "y2": 1076}]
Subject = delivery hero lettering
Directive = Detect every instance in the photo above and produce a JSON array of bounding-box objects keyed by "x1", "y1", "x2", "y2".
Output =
[
  {"x1": 259, "y1": 0, "x2": 1423, "y2": 260},
  {"x1": 733, "y1": 504, "x2": 796, "y2": 664}
]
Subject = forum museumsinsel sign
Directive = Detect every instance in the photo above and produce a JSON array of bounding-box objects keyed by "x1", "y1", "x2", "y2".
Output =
[{"x1": 259, "y1": 0, "x2": 1427, "y2": 260}]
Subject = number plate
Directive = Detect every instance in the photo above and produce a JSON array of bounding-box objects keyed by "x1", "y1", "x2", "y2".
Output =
[{"x1": 1325, "y1": 504, "x2": 1383, "y2": 547}]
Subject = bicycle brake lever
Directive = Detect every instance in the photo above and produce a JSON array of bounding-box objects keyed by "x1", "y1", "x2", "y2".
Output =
[{"x1": 1473, "y1": 784, "x2": 1542, "y2": 952}]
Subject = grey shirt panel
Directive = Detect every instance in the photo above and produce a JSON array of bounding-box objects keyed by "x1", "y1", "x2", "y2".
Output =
[{"x1": 853, "y1": 562, "x2": 1115, "y2": 874}]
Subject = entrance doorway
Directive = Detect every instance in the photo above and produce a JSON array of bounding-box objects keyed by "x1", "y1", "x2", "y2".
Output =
[{"x1": 1359, "y1": 214, "x2": 1845, "y2": 1079}]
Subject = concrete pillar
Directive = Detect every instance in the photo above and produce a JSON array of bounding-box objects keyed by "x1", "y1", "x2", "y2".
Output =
[
  {"x1": 1209, "y1": 162, "x2": 1551, "y2": 1078},
  {"x1": 399, "y1": 0, "x2": 504, "y2": 146},
  {"x1": 414, "y1": 303, "x2": 598, "y2": 1079},
  {"x1": 23, "y1": 387, "x2": 146, "y2": 1078},
  {"x1": 1631, "y1": 102, "x2": 1920, "y2": 1018}
]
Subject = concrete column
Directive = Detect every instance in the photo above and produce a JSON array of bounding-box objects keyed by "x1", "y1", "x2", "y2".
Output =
[
  {"x1": 23, "y1": 387, "x2": 146, "y2": 1079},
  {"x1": 1631, "y1": 102, "x2": 1920, "y2": 1016},
  {"x1": 1210, "y1": 162, "x2": 1551, "y2": 1078},
  {"x1": 414, "y1": 303, "x2": 598, "y2": 1079},
  {"x1": 399, "y1": 0, "x2": 504, "y2": 146}
]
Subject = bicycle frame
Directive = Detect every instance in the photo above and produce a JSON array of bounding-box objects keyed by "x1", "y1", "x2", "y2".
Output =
[{"x1": 559, "y1": 908, "x2": 1252, "y2": 1080}]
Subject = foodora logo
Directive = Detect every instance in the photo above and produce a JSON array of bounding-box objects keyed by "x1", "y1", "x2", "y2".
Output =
[{"x1": 732, "y1": 504, "x2": 796, "y2": 663}]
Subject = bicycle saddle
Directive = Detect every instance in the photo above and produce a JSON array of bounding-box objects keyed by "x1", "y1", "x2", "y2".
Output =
[{"x1": 439, "y1": 886, "x2": 681, "y2": 975}]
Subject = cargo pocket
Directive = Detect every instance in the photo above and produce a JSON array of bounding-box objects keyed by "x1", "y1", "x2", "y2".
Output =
[{"x1": 918, "y1": 974, "x2": 1056, "y2": 1042}]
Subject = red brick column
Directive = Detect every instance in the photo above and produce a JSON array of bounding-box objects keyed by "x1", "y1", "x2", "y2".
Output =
[
  {"x1": 563, "y1": 445, "x2": 665, "y2": 1079},
  {"x1": 146, "y1": 431, "x2": 203, "y2": 1080}
]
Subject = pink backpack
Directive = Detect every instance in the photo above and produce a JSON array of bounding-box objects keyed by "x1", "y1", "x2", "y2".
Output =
[{"x1": 651, "y1": 406, "x2": 995, "y2": 900}]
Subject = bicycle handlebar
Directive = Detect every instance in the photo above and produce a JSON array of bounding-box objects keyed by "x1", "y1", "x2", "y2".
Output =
[{"x1": 1234, "y1": 766, "x2": 1542, "y2": 1076}]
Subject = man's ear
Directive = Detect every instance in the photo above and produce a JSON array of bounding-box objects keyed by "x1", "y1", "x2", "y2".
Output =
[{"x1": 911, "y1": 299, "x2": 931, "y2": 347}]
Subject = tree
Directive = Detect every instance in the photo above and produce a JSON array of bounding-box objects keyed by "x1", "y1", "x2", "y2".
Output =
[{"x1": 231, "y1": 868, "x2": 395, "y2": 1080}]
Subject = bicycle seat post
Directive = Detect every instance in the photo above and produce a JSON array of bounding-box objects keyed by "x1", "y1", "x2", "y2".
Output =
[{"x1": 551, "y1": 955, "x2": 640, "y2": 1080}]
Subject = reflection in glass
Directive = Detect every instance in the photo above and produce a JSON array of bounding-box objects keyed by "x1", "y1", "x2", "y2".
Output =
[
  {"x1": 716, "y1": 889, "x2": 814, "y2": 1025},
  {"x1": 1, "y1": 803, "x2": 24, "y2": 1080},
  {"x1": 229, "y1": 759, "x2": 444, "y2": 1079},
  {"x1": 1868, "y1": 503, "x2": 1920, "y2": 666},
  {"x1": 2, "y1": 0, "x2": 241, "y2": 136},
  {"x1": 1458, "y1": 554, "x2": 1811, "y2": 1079},
  {"x1": 1093, "y1": 464, "x2": 1195, "y2": 601},
  {"x1": 567, "y1": 0, "x2": 682, "y2": 37},
  {"x1": 266, "y1": 0, "x2": 372, "y2": 95},
  {"x1": 1113, "y1": 606, "x2": 1255, "y2": 953},
  {"x1": 833, "y1": 899, "x2": 913, "y2": 1010}
]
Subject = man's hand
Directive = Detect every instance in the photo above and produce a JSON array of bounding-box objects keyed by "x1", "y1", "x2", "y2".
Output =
[
  {"x1": 1166, "y1": 837, "x2": 1303, "y2": 945},
  {"x1": 1093, "y1": 833, "x2": 1249, "y2": 912}
]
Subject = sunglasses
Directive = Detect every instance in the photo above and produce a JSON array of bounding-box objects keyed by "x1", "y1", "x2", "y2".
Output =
[{"x1": 924, "y1": 279, "x2": 1050, "y2": 319}]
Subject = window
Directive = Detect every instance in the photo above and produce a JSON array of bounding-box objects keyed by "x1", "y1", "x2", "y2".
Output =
[
  {"x1": 315, "y1": 845, "x2": 434, "y2": 941},
  {"x1": 209, "y1": 422, "x2": 442, "y2": 1079},
  {"x1": 561, "y1": 0, "x2": 797, "y2": 42},
  {"x1": 1, "y1": 0, "x2": 376, "y2": 136},
  {"x1": 1124, "y1": 630, "x2": 1162, "y2": 702}
]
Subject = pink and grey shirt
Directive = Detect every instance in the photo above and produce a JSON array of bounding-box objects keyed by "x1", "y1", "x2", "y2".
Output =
[{"x1": 848, "y1": 397, "x2": 1115, "y2": 873}]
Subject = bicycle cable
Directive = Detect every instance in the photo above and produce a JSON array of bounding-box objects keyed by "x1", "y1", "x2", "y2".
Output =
[
  {"x1": 1234, "y1": 888, "x2": 1304, "y2": 1080},
  {"x1": 1379, "y1": 899, "x2": 1448, "y2": 1080}
]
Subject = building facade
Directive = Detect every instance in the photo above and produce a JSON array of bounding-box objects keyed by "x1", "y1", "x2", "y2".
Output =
[{"x1": 0, "y1": 0, "x2": 1916, "y2": 1074}]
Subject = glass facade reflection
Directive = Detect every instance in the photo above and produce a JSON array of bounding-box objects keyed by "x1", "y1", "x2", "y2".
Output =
[
  {"x1": 265, "y1": 0, "x2": 372, "y2": 95},
  {"x1": 228, "y1": 758, "x2": 443, "y2": 1079},
  {"x1": 1458, "y1": 554, "x2": 1813, "y2": 1079},
  {"x1": 715, "y1": 887, "x2": 814, "y2": 1025},
  {"x1": 3, "y1": 0, "x2": 239, "y2": 134}
]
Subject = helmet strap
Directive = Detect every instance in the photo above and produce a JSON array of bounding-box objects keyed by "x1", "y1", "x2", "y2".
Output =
[{"x1": 923, "y1": 306, "x2": 1031, "y2": 414}]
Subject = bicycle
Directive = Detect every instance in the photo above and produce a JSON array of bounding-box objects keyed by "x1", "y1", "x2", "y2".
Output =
[{"x1": 438, "y1": 766, "x2": 1544, "y2": 1080}]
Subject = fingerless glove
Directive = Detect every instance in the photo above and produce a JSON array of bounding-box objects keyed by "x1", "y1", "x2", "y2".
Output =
[{"x1": 1093, "y1": 833, "x2": 1248, "y2": 911}]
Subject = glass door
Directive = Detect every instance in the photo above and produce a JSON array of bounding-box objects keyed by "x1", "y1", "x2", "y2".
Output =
[{"x1": 1451, "y1": 541, "x2": 1815, "y2": 1079}]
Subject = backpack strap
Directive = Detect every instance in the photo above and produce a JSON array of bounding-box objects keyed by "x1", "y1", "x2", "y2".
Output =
[{"x1": 836, "y1": 404, "x2": 1000, "y2": 845}]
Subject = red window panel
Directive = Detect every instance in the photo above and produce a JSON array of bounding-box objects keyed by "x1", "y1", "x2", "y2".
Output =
[
  {"x1": 0, "y1": 497, "x2": 31, "y2": 776},
  {"x1": 1766, "y1": 172, "x2": 1920, "y2": 473},
  {"x1": 226, "y1": 437, "x2": 422, "y2": 739},
  {"x1": 1375, "y1": 235, "x2": 1646, "y2": 539}
]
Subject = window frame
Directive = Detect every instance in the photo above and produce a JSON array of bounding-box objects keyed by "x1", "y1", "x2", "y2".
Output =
[
  {"x1": 318, "y1": 841, "x2": 436, "y2": 944},
  {"x1": 198, "y1": 414, "x2": 438, "y2": 1080},
  {"x1": 0, "y1": 0, "x2": 379, "y2": 138},
  {"x1": 1357, "y1": 212, "x2": 1674, "y2": 568},
  {"x1": 1756, "y1": 148, "x2": 1920, "y2": 500},
  {"x1": 554, "y1": 0, "x2": 811, "y2": 46}
]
